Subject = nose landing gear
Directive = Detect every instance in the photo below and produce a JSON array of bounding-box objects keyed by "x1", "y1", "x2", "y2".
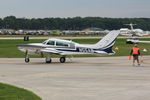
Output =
[{"x1": 25, "y1": 50, "x2": 30, "y2": 63}]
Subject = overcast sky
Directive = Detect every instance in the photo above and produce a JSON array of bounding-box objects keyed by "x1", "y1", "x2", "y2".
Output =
[{"x1": 0, "y1": 0, "x2": 149, "y2": 18}]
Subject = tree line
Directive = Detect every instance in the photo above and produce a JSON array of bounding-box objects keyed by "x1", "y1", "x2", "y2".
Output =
[{"x1": 0, "y1": 16, "x2": 150, "y2": 30}]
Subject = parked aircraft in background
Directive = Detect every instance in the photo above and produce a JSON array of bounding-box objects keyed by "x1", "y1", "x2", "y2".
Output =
[
  {"x1": 120, "y1": 23, "x2": 148, "y2": 37},
  {"x1": 126, "y1": 38, "x2": 150, "y2": 44},
  {"x1": 17, "y1": 30, "x2": 120, "y2": 63}
]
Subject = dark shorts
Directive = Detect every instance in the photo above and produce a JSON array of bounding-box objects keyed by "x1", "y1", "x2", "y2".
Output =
[{"x1": 133, "y1": 55, "x2": 139, "y2": 60}]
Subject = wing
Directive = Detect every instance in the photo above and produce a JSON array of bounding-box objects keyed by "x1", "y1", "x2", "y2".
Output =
[
  {"x1": 41, "y1": 48, "x2": 62, "y2": 55},
  {"x1": 17, "y1": 44, "x2": 68, "y2": 55}
]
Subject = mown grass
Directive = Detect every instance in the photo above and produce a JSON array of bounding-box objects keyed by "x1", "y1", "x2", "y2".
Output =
[
  {"x1": 0, "y1": 39, "x2": 44, "y2": 58},
  {"x1": 0, "y1": 34, "x2": 105, "y2": 37},
  {"x1": 0, "y1": 83, "x2": 41, "y2": 100},
  {"x1": 0, "y1": 38, "x2": 150, "y2": 58}
]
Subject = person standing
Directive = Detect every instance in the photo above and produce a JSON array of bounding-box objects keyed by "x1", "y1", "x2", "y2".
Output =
[{"x1": 130, "y1": 44, "x2": 141, "y2": 66}]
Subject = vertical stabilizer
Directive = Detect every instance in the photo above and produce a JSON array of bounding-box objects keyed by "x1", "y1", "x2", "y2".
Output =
[{"x1": 94, "y1": 30, "x2": 120, "y2": 49}]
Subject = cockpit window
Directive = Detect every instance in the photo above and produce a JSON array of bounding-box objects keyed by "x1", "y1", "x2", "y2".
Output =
[
  {"x1": 56, "y1": 41, "x2": 68, "y2": 47},
  {"x1": 47, "y1": 40, "x2": 55, "y2": 45}
]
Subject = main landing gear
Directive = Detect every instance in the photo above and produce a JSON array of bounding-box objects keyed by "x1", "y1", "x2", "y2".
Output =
[
  {"x1": 60, "y1": 57, "x2": 66, "y2": 63},
  {"x1": 45, "y1": 57, "x2": 52, "y2": 63},
  {"x1": 45, "y1": 56, "x2": 66, "y2": 63}
]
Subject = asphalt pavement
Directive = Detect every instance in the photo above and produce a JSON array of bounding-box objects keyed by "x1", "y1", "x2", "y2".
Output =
[{"x1": 0, "y1": 57, "x2": 150, "y2": 100}]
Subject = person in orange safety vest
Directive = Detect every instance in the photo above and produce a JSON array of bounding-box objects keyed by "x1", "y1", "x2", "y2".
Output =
[{"x1": 130, "y1": 44, "x2": 141, "y2": 66}]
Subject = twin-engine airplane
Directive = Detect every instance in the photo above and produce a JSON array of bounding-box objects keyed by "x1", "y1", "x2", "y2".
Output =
[{"x1": 17, "y1": 30, "x2": 120, "y2": 63}]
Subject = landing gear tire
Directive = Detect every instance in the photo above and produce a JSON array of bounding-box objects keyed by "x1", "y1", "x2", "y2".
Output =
[
  {"x1": 46, "y1": 58, "x2": 52, "y2": 63},
  {"x1": 25, "y1": 58, "x2": 30, "y2": 63},
  {"x1": 60, "y1": 57, "x2": 66, "y2": 63}
]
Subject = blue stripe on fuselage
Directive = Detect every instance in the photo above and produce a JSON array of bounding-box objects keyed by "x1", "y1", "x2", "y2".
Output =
[{"x1": 56, "y1": 46, "x2": 114, "y2": 54}]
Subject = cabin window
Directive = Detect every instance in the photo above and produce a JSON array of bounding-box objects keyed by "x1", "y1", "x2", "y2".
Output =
[
  {"x1": 47, "y1": 40, "x2": 55, "y2": 45},
  {"x1": 56, "y1": 42, "x2": 68, "y2": 47}
]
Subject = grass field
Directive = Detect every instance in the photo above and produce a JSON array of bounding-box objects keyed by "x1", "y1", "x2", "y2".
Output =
[
  {"x1": 0, "y1": 38, "x2": 150, "y2": 58},
  {"x1": 0, "y1": 34, "x2": 106, "y2": 37},
  {"x1": 0, "y1": 83, "x2": 41, "y2": 100}
]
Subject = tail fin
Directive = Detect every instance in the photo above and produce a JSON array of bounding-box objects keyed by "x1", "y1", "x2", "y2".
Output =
[{"x1": 94, "y1": 30, "x2": 120, "y2": 53}]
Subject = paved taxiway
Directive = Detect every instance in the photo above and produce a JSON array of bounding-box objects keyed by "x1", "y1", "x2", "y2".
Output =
[{"x1": 0, "y1": 57, "x2": 150, "y2": 100}]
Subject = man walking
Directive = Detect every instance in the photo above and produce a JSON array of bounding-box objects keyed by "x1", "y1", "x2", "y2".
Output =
[{"x1": 130, "y1": 44, "x2": 141, "y2": 66}]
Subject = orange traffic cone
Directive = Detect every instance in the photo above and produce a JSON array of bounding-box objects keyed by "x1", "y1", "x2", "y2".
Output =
[{"x1": 128, "y1": 56, "x2": 132, "y2": 60}]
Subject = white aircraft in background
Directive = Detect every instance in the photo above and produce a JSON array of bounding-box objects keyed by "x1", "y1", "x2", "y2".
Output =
[
  {"x1": 120, "y1": 23, "x2": 148, "y2": 37},
  {"x1": 17, "y1": 30, "x2": 120, "y2": 63},
  {"x1": 126, "y1": 38, "x2": 150, "y2": 44}
]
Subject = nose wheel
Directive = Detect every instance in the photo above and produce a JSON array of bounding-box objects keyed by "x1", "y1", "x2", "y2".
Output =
[
  {"x1": 25, "y1": 58, "x2": 30, "y2": 63},
  {"x1": 60, "y1": 57, "x2": 66, "y2": 63}
]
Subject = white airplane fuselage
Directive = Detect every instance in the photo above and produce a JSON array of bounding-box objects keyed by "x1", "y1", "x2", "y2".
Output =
[{"x1": 18, "y1": 40, "x2": 112, "y2": 56}]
